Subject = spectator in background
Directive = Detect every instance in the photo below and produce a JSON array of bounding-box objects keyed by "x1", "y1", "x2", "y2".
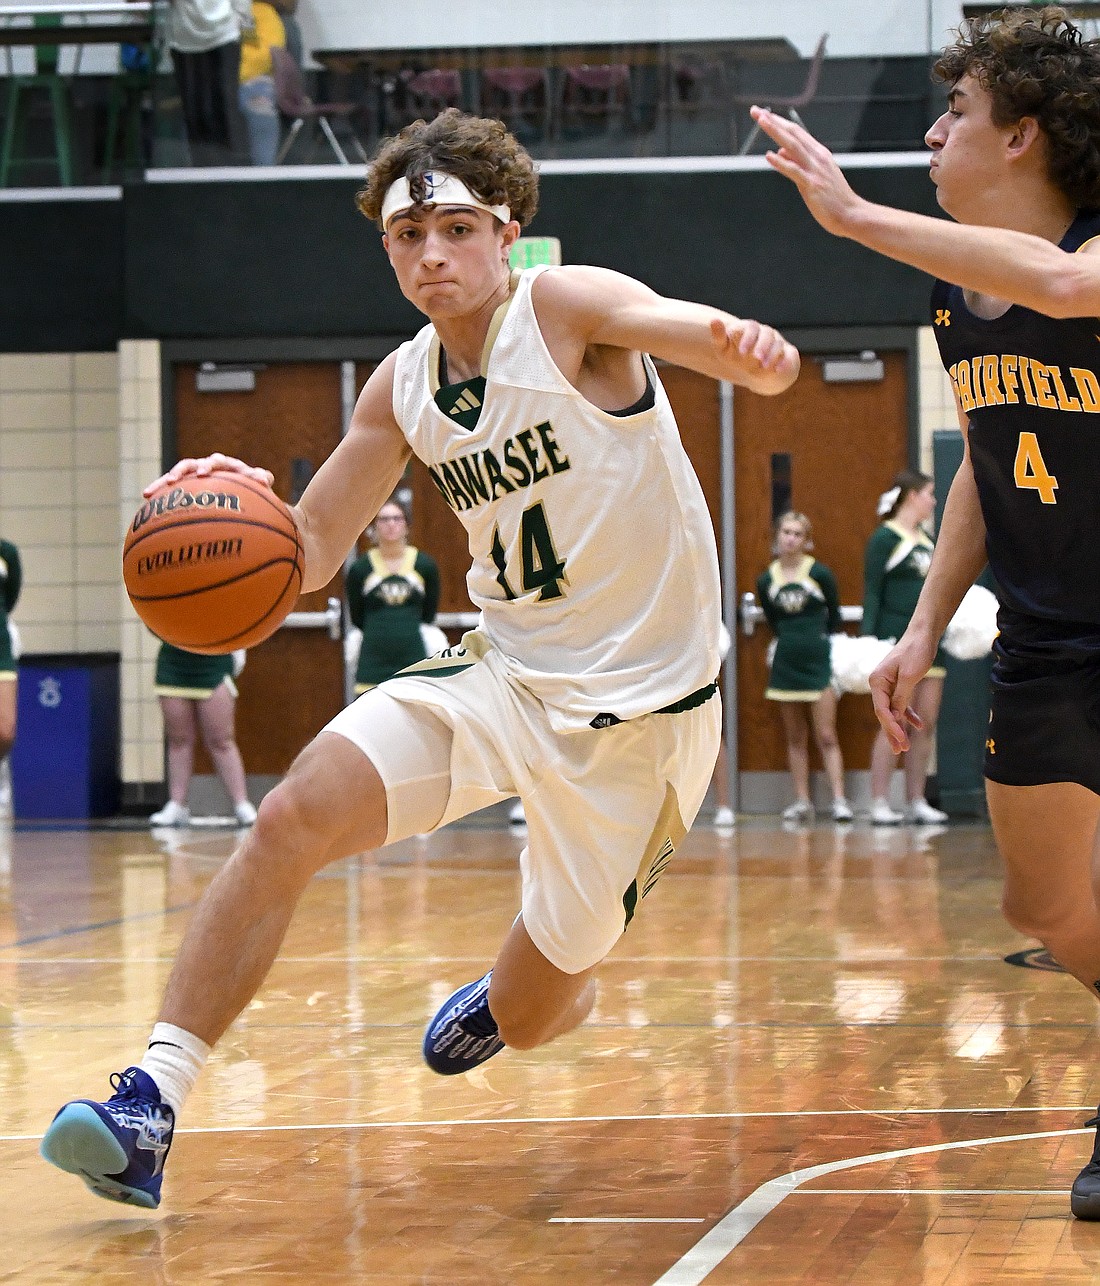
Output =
[
  {"x1": 267, "y1": 0, "x2": 302, "y2": 71},
  {"x1": 756, "y1": 512, "x2": 852, "y2": 823},
  {"x1": 239, "y1": 1, "x2": 286, "y2": 166},
  {"x1": 149, "y1": 641, "x2": 257, "y2": 828},
  {"x1": 166, "y1": 0, "x2": 252, "y2": 166},
  {"x1": 862, "y1": 470, "x2": 947, "y2": 826},
  {"x1": 0, "y1": 539, "x2": 21, "y2": 817},
  {"x1": 346, "y1": 498, "x2": 441, "y2": 695}
]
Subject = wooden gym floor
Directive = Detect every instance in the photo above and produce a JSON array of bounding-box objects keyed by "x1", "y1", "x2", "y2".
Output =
[{"x1": 3, "y1": 814, "x2": 1100, "y2": 1284}]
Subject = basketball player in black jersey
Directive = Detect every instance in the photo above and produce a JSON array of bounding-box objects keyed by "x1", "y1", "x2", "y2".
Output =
[{"x1": 754, "y1": 6, "x2": 1100, "y2": 1219}]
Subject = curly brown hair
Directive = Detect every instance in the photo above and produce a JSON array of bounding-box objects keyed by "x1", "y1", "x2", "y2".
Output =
[
  {"x1": 356, "y1": 109, "x2": 539, "y2": 229},
  {"x1": 933, "y1": 6, "x2": 1100, "y2": 209}
]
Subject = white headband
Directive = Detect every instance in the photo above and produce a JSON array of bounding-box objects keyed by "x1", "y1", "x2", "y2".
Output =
[{"x1": 381, "y1": 172, "x2": 511, "y2": 231}]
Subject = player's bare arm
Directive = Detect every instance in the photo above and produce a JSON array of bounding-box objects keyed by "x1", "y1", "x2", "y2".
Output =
[
  {"x1": 532, "y1": 264, "x2": 800, "y2": 396},
  {"x1": 871, "y1": 404, "x2": 987, "y2": 752},
  {"x1": 751, "y1": 106, "x2": 1100, "y2": 319}
]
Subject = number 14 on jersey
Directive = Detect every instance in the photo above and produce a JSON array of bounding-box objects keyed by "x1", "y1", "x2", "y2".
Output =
[{"x1": 491, "y1": 501, "x2": 569, "y2": 601}]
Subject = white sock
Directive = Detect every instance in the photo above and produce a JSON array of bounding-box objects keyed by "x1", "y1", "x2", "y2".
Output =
[{"x1": 139, "y1": 1022, "x2": 211, "y2": 1119}]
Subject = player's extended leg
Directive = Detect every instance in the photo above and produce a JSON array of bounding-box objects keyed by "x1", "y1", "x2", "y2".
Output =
[
  {"x1": 988, "y1": 779, "x2": 1100, "y2": 991},
  {"x1": 490, "y1": 916, "x2": 598, "y2": 1048},
  {"x1": 160, "y1": 731, "x2": 391, "y2": 1043},
  {"x1": 986, "y1": 779, "x2": 1100, "y2": 1218},
  {"x1": 40, "y1": 731, "x2": 397, "y2": 1206}
]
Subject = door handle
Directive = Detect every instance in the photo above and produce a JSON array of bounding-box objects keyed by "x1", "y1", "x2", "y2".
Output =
[
  {"x1": 739, "y1": 591, "x2": 864, "y2": 636},
  {"x1": 281, "y1": 596, "x2": 343, "y2": 640}
]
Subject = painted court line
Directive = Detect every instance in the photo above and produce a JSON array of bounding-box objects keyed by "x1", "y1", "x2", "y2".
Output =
[
  {"x1": 651, "y1": 1127, "x2": 1088, "y2": 1286},
  {"x1": 551, "y1": 1218, "x2": 706, "y2": 1224},
  {"x1": 797, "y1": 1188, "x2": 1062, "y2": 1196},
  {"x1": 3, "y1": 1108, "x2": 1095, "y2": 1145}
]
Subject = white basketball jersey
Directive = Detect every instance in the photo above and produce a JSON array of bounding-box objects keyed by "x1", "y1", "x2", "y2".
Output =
[{"x1": 391, "y1": 266, "x2": 721, "y2": 731}]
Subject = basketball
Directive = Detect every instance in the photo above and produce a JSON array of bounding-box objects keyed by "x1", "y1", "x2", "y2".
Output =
[{"x1": 123, "y1": 471, "x2": 303, "y2": 654}]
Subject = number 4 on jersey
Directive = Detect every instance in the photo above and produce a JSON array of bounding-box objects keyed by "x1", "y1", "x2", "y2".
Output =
[
  {"x1": 1013, "y1": 431, "x2": 1058, "y2": 504},
  {"x1": 491, "y1": 501, "x2": 568, "y2": 601}
]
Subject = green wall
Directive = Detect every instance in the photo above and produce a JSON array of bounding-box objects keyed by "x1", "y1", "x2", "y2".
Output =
[{"x1": 2, "y1": 163, "x2": 944, "y2": 352}]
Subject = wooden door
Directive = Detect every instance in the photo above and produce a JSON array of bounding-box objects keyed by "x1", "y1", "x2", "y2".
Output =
[
  {"x1": 734, "y1": 351, "x2": 910, "y2": 777},
  {"x1": 173, "y1": 362, "x2": 347, "y2": 776}
]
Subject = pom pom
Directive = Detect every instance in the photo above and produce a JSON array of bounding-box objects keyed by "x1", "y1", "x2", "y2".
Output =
[
  {"x1": 942, "y1": 584, "x2": 998, "y2": 660},
  {"x1": 829, "y1": 633, "x2": 894, "y2": 694}
]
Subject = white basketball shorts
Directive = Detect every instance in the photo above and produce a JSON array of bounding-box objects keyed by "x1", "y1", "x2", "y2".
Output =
[{"x1": 322, "y1": 631, "x2": 721, "y2": 975}]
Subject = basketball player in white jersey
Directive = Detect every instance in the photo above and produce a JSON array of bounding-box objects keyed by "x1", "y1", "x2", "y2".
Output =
[{"x1": 41, "y1": 110, "x2": 800, "y2": 1209}]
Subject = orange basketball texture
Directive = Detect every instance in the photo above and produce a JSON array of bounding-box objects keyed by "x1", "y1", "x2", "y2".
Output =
[{"x1": 123, "y1": 472, "x2": 303, "y2": 654}]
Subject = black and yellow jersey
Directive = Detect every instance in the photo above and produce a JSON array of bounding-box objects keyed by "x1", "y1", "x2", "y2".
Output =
[{"x1": 931, "y1": 208, "x2": 1100, "y2": 627}]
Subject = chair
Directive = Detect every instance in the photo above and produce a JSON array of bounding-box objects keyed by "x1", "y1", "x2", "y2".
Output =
[
  {"x1": 553, "y1": 63, "x2": 633, "y2": 147},
  {"x1": 382, "y1": 67, "x2": 464, "y2": 133},
  {"x1": 271, "y1": 46, "x2": 367, "y2": 165},
  {"x1": 479, "y1": 67, "x2": 550, "y2": 142},
  {"x1": 730, "y1": 34, "x2": 827, "y2": 155},
  {"x1": 0, "y1": 13, "x2": 74, "y2": 186},
  {"x1": 654, "y1": 55, "x2": 728, "y2": 154}
]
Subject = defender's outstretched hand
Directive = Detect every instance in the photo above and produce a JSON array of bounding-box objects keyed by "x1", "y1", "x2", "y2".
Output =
[
  {"x1": 750, "y1": 106, "x2": 867, "y2": 239},
  {"x1": 868, "y1": 632, "x2": 937, "y2": 754},
  {"x1": 144, "y1": 453, "x2": 275, "y2": 499}
]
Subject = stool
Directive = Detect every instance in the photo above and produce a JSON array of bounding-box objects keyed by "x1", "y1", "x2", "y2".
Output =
[{"x1": 0, "y1": 15, "x2": 74, "y2": 187}]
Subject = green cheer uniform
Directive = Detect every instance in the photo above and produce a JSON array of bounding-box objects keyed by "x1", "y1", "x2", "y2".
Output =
[
  {"x1": 757, "y1": 555, "x2": 841, "y2": 701},
  {"x1": 347, "y1": 546, "x2": 441, "y2": 694},
  {"x1": 154, "y1": 641, "x2": 237, "y2": 698},
  {"x1": 0, "y1": 540, "x2": 22, "y2": 679},
  {"x1": 862, "y1": 521, "x2": 946, "y2": 677}
]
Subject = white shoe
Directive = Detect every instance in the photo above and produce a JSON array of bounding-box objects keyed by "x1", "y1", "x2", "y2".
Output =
[
  {"x1": 508, "y1": 801, "x2": 526, "y2": 825},
  {"x1": 712, "y1": 805, "x2": 736, "y2": 829},
  {"x1": 906, "y1": 798, "x2": 948, "y2": 825},
  {"x1": 781, "y1": 800, "x2": 814, "y2": 823},
  {"x1": 870, "y1": 799, "x2": 904, "y2": 825},
  {"x1": 234, "y1": 800, "x2": 258, "y2": 826},
  {"x1": 149, "y1": 800, "x2": 190, "y2": 827},
  {"x1": 831, "y1": 798, "x2": 854, "y2": 823}
]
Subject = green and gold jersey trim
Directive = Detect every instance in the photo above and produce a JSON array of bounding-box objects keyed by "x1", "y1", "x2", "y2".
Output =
[{"x1": 428, "y1": 271, "x2": 520, "y2": 430}]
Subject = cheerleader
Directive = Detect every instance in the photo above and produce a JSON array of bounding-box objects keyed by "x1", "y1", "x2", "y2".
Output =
[{"x1": 756, "y1": 512, "x2": 851, "y2": 823}]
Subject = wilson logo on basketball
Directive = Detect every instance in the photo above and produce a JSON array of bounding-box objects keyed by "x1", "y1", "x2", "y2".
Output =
[
  {"x1": 135, "y1": 538, "x2": 244, "y2": 576},
  {"x1": 130, "y1": 487, "x2": 242, "y2": 533}
]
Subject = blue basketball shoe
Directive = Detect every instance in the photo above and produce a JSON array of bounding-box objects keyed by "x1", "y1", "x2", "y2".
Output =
[
  {"x1": 40, "y1": 1067, "x2": 174, "y2": 1208},
  {"x1": 423, "y1": 971, "x2": 505, "y2": 1075}
]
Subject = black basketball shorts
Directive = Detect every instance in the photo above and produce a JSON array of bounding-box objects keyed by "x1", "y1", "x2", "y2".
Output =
[{"x1": 986, "y1": 644, "x2": 1100, "y2": 796}]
